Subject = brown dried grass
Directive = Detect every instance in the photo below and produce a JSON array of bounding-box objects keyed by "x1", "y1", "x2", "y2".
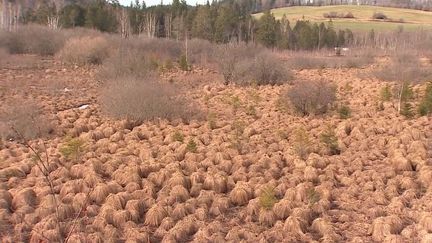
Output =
[
  {"x1": 371, "y1": 216, "x2": 404, "y2": 241},
  {"x1": 89, "y1": 183, "x2": 111, "y2": 205},
  {"x1": 420, "y1": 214, "x2": 432, "y2": 233},
  {"x1": 169, "y1": 185, "x2": 190, "y2": 203},
  {"x1": 0, "y1": 48, "x2": 10, "y2": 68},
  {"x1": 229, "y1": 182, "x2": 252, "y2": 206},
  {"x1": 12, "y1": 188, "x2": 37, "y2": 209},
  {"x1": 0, "y1": 99, "x2": 55, "y2": 141},
  {"x1": 283, "y1": 79, "x2": 337, "y2": 116},
  {"x1": 101, "y1": 76, "x2": 201, "y2": 124},
  {"x1": 145, "y1": 204, "x2": 167, "y2": 227},
  {"x1": 0, "y1": 25, "x2": 65, "y2": 56},
  {"x1": 57, "y1": 36, "x2": 110, "y2": 65}
]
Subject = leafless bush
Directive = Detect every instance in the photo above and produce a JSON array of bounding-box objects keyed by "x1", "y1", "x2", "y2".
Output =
[
  {"x1": 99, "y1": 38, "x2": 183, "y2": 80},
  {"x1": 372, "y1": 12, "x2": 388, "y2": 20},
  {"x1": 0, "y1": 25, "x2": 65, "y2": 55},
  {"x1": 373, "y1": 51, "x2": 432, "y2": 83},
  {"x1": 0, "y1": 99, "x2": 55, "y2": 140},
  {"x1": 98, "y1": 48, "x2": 156, "y2": 80},
  {"x1": 344, "y1": 12, "x2": 354, "y2": 18},
  {"x1": 245, "y1": 52, "x2": 294, "y2": 85},
  {"x1": 283, "y1": 79, "x2": 336, "y2": 115},
  {"x1": 323, "y1": 12, "x2": 338, "y2": 18},
  {"x1": 100, "y1": 76, "x2": 201, "y2": 123},
  {"x1": 119, "y1": 37, "x2": 182, "y2": 63},
  {"x1": 187, "y1": 39, "x2": 217, "y2": 68},
  {"x1": 217, "y1": 43, "x2": 263, "y2": 84},
  {"x1": 288, "y1": 51, "x2": 374, "y2": 69},
  {"x1": 323, "y1": 12, "x2": 354, "y2": 18},
  {"x1": 57, "y1": 36, "x2": 111, "y2": 65},
  {"x1": 217, "y1": 45, "x2": 291, "y2": 85}
]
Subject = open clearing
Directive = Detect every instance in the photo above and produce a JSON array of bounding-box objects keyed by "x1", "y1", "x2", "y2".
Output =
[
  {"x1": 254, "y1": 5, "x2": 432, "y2": 31},
  {"x1": 1, "y1": 52, "x2": 432, "y2": 241}
]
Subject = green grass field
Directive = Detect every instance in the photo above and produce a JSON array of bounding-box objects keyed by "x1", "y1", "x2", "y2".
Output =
[{"x1": 254, "y1": 5, "x2": 432, "y2": 31}]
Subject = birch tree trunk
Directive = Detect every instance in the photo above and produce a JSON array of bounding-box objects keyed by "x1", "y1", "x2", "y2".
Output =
[{"x1": 145, "y1": 12, "x2": 156, "y2": 38}]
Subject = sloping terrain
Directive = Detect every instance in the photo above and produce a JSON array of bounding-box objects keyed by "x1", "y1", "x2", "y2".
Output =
[{"x1": 254, "y1": 5, "x2": 432, "y2": 31}]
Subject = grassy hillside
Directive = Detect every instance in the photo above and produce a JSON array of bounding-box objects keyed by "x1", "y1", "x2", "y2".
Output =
[{"x1": 254, "y1": 5, "x2": 432, "y2": 31}]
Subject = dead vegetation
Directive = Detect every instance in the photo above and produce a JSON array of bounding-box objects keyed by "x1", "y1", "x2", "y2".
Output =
[
  {"x1": 373, "y1": 52, "x2": 432, "y2": 84},
  {"x1": 100, "y1": 77, "x2": 200, "y2": 124},
  {"x1": 283, "y1": 79, "x2": 337, "y2": 116},
  {"x1": 1, "y1": 25, "x2": 432, "y2": 243},
  {"x1": 0, "y1": 99, "x2": 54, "y2": 140},
  {"x1": 0, "y1": 25, "x2": 65, "y2": 56},
  {"x1": 0, "y1": 48, "x2": 9, "y2": 68},
  {"x1": 227, "y1": 52, "x2": 293, "y2": 86},
  {"x1": 57, "y1": 36, "x2": 111, "y2": 65},
  {"x1": 287, "y1": 51, "x2": 374, "y2": 69}
]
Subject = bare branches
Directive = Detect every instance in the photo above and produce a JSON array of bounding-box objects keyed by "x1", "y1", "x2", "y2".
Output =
[{"x1": 9, "y1": 125, "x2": 93, "y2": 242}]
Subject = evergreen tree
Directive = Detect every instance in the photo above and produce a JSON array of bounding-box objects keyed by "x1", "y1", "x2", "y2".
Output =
[
  {"x1": 192, "y1": 5, "x2": 213, "y2": 40},
  {"x1": 214, "y1": 6, "x2": 237, "y2": 43},
  {"x1": 276, "y1": 14, "x2": 290, "y2": 49},
  {"x1": 128, "y1": 0, "x2": 146, "y2": 35},
  {"x1": 337, "y1": 29, "x2": 345, "y2": 47},
  {"x1": 85, "y1": 0, "x2": 118, "y2": 32},
  {"x1": 293, "y1": 20, "x2": 314, "y2": 50},
  {"x1": 30, "y1": 0, "x2": 57, "y2": 25},
  {"x1": 323, "y1": 22, "x2": 337, "y2": 47},
  {"x1": 256, "y1": 11, "x2": 278, "y2": 48},
  {"x1": 60, "y1": 4, "x2": 86, "y2": 28}
]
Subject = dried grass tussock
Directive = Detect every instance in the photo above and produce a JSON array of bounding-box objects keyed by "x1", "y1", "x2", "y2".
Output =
[{"x1": 1, "y1": 28, "x2": 432, "y2": 242}]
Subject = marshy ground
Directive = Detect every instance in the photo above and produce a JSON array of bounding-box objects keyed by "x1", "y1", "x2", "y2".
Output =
[{"x1": 0, "y1": 51, "x2": 431, "y2": 242}]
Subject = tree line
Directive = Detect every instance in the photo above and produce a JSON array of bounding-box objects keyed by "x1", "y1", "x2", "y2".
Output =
[{"x1": 9, "y1": 0, "x2": 352, "y2": 50}]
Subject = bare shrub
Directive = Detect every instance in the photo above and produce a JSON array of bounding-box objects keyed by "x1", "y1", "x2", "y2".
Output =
[
  {"x1": 323, "y1": 11, "x2": 354, "y2": 18},
  {"x1": 0, "y1": 25, "x2": 65, "y2": 55},
  {"x1": 57, "y1": 36, "x2": 111, "y2": 65},
  {"x1": 119, "y1": 37, "x2": 182, "y2": 64},
  {"x1": 218, "y1": 46, "x2": 292, "y2": 85},
  {"x1": 249, "y1": 53, "x2": 294, "y2": 85},
  {"x1": 99, "y1": 38, "x2": 183, "y2": 80},
  {"x1": 283, "y1": 79, "x2": 336, "y2": 115},
  {"x1": 323, "y1": 12, "x2": 338, "y2": 18},
  {"x1": 98, "y1": 48, "x2": 156, "y2": 80},
  {"x1": 217, "y1": 43, "x2": 264, "y2": 84},
  {"x1": 288, "y1": 51, "x2": 374, "y2": 69},
  {"x1": 100, "y1": 76, "x2": 200, "y2": 123},
  {"x1": 187, "y1": 39, "x2": 216, "y2": 68},
  {"x1": 344, "y1": 12, "x2": 354, "y2": 18},
  {"x1": 372, "y1": 12, "x2": 388, "y2": 20},
  {"x1": 0, "y1": 99, "x2": 54, "y2": 140},
  {"x1": 373, "y1": 52, "x2": 432, "y2": 84}
]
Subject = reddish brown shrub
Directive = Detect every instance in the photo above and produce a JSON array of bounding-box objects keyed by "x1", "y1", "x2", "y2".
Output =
[
  {"x1": 0, "y1": 99, "x2": 55, "y2": 140},
  {"x1": 100, "y1": 76, "x2": 200, "y2": 123},
  {"x1": 283, "y1": 79, "x2": 336, "y2": 115},
  {"x1": 218, "y1": 46, "x2": 292, "y2": 85},
  {"x1": 0, "y1": 25, "x2": 65, "y2": 55},
  {"x1": 57, "y1": 36, "x2": 111, "y2": 65},
  {"x1": 372, "y1": 12, "x2": 388, "y2": 20}
]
